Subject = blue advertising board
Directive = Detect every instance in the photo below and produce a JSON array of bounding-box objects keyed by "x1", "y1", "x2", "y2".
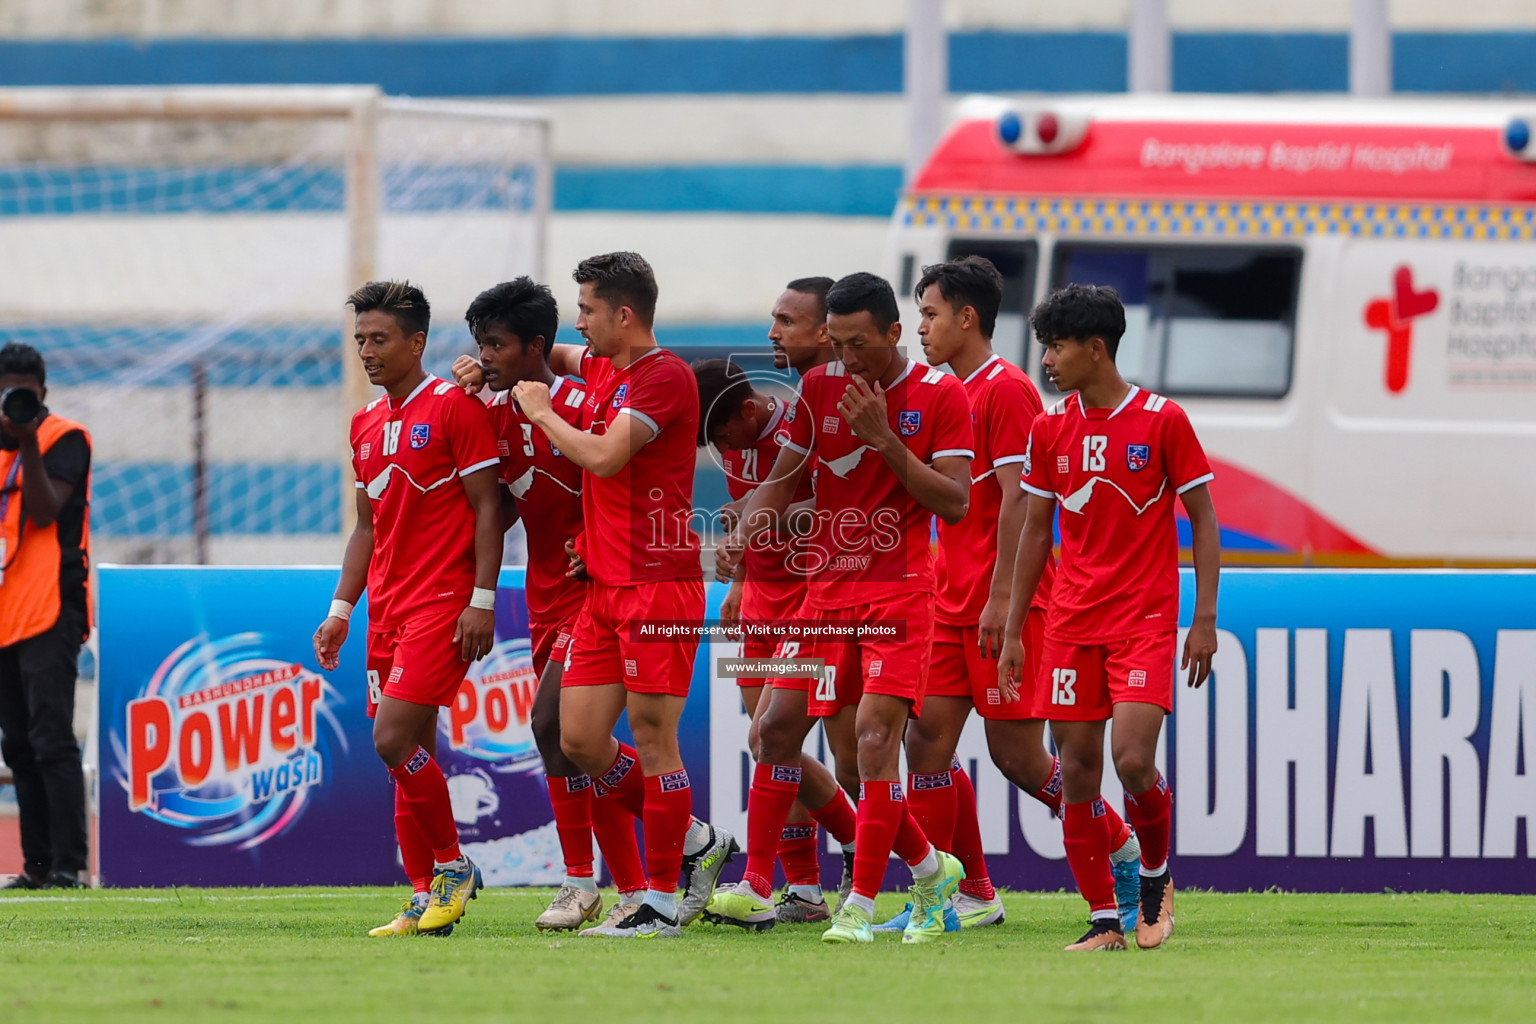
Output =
[{"x1": 100, "y1": 567, "x2": 1535, "y2": 891}]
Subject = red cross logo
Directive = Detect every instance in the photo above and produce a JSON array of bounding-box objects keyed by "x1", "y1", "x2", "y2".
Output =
[{"x1": 1364, "y1": 266, "x2": 1439, "y2": 394}]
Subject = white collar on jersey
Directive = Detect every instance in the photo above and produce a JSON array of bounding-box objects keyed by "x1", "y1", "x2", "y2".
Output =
[
  {"x1": 1075, "y1": 383, "x2": 1141, "y2": 420},
  {"x1": 390, "y1": 374, "x2": 438, "y2": 410},
  {"x1": 548, "y1": 376, "x2": 566, "y2": 402},
  {"x1": 756, "y1": 395, "x2": 785, "y2": 440},
  {"x1": 887, "y1": 358, "x2": 916, "y2": 389},
  {"x1": 962, "y1": 353, "x2": 1002, "y2": 385}
]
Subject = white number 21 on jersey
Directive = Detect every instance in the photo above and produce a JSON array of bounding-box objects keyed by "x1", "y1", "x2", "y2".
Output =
[{"x1": 1081, "y1": 435, "x2": 1106, "y2": 472}]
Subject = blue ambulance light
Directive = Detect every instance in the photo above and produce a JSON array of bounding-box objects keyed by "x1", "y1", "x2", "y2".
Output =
[
  {"x1": 998, "y1": 111, "x2": 1023, "y2": 146},
  {"x1": 1505, "y1": 119, "x2": 1531, "y2": 155}
]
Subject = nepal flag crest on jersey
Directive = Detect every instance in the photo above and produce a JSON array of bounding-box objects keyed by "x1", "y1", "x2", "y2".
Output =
[
  {"x1": 409, "y1": 423, "x2": 431, "y2": 449},
  {"x1": 898, "y1": 410, "x2": 922, "y2": 436},
  {"x1": 611, "y1": 383, "x2": 628, "y2": 409},
  {"x1": 1126, "y1": 444, "x2": 1150, "y2": 471}
]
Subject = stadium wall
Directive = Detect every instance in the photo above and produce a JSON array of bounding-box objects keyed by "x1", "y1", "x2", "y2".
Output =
[{"x1": 6, "y1": 2, "x2": 1536, "y2": 556}]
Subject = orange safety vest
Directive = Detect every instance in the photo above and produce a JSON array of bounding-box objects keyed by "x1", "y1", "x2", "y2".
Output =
[{"x1": 0, "y1": 414, "x2": 92, "y2": 647}]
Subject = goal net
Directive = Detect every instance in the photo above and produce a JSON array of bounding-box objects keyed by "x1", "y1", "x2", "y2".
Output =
[{"x1": 0, "y1": 87, "x2": 549, "y2": 565}]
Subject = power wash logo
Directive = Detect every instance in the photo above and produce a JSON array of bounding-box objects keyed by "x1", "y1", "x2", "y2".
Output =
[
  {"x1": 443, "y1": 637, "x2": 543, "y2": 770},
  {"x1": 1364, "y1": 265, "x2": 1439, "y2": 394},
  {"x1": 113, "y1": 633, "x2": 347, "y2": 849}
]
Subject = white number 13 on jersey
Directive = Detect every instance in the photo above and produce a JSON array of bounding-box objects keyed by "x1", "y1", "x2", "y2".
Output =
[{"x1": 1081, "y1": 435, "x2": 1107, "y2": 472}]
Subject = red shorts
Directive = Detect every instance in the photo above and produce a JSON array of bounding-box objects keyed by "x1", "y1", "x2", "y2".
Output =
[
  {"x1": 927, "y1": 607, "x2": 1046, "y2": 720},
  {"x1": 529, "y1": 618, "x2": 577, "y2": 678},
  {"x1": 365, "y1": 605, "x2": 470, "y2": 717},
  {"x1": 786, "y1": 591, "x2": 935, "y2": 719},
  {"x1": 1033, "y1": 631, "x2": 1177, "y2": 722},
  {"x1": 561, "y1": 579, "x2": 705, "y2": 697},
  {"x1": 738, "y1": 579, "x2": 808, "y2": 677}
]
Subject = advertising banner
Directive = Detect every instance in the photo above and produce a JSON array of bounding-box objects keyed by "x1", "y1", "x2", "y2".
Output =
[{"x1": 101, "y1": 567, "x2": 1534, "y2": 891}]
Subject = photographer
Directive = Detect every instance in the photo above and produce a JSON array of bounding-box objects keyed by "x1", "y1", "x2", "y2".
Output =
[{"x1": 0, "y1": 342, "x2": 91, "y2": 890}]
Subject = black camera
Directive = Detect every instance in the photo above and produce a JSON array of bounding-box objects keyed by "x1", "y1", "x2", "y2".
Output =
[{"x1": 0, "y1": 386, "x2": 41, "y2": 425}]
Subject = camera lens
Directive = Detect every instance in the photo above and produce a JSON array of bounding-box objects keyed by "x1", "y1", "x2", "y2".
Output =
[{"x1": 1, "y1": 386, "x2": 41, "y2": 425}]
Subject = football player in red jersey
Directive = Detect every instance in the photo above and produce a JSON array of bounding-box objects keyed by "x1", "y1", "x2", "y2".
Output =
[
  {"x1": 692, "y1": 355, "x2": 859, "y2": 928},
  {"x1": 313, "y1": 281, "x2": 503, "y2": 937},
  {"x1": 999, "y1": 283, "x2": 1220, "y2": 952},
  {"x1": 506, "y1": 253, "x2": 734, "y2": 939},
  {"x1": 718, "y1": 273, "x2": 974, "y2": 945},
  {"x1": 894, "y1": 256, "x2": 1143, "y2": 932},
  {"x1": 457, "y1": 278, "x2": 647, "y2": 932}
]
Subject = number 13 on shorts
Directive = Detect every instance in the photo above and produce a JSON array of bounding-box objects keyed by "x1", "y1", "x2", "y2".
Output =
[{"x1": 1050, "y1": 666, "x2": 1077, "y2": 706}]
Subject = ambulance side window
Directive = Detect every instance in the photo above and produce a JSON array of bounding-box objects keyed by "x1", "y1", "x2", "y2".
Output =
[{"x1": 1053, "y1": 243, "x2": 1300, "y2": 399}]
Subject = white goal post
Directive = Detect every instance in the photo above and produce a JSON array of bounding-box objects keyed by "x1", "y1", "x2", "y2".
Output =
[{"x1": 0, "y1": 85, "x2": 551, "y2": 563}]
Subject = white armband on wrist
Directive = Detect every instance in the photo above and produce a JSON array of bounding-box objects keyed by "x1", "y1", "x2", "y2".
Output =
[
  {"x1": 328, "y1": 599, "x2": 354, "y2": 622},
  {"x1": 469, "y1": 587, "x2": 497, "y2": 611}
]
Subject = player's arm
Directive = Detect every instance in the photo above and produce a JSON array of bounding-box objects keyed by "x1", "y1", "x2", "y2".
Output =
[
  {"x1": 500, "y1": 487, "x2": 520, "y2": 533},
  {"x1": 978, "y1": 461, "x2": 1027, "y2": 659},
  {"x1": 451, "y1": 343, "x2": 587, "y2": 395},
  {"x1": 997, "y1": 492, "x2": 1056, "y2": 701},
  {"x1": 717, "y1": 444, "x2": 811, "y2": 582},
  {"x1": 314, "y1": 487, "x2": 373, "y2": 671},
  {"x1": 1180, "y1": 482, "x2": 1220, "y2": 688},
  {"x1": 837, "y1": 375, "x2": 968, "y2": 524},
  {"x1": 514, "y1": 379, "x2": 650, "y2": 478},
  {"x1": 457, "y1": 466, "x2": 503, "y2": 662},
  {"x1": 546, "y1": 343, "x2": 587, "y2": 378}
]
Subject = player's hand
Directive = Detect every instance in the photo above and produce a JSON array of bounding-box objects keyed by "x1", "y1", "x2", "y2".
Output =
[
  {"x1": 313, "y1": 616, "x2": 349, "y2": 672},
  {"x1": 715, "y1": 530, "x2": 745, "y2": 583},
  {"x1": 563, "y1": 538, "x2": 589, "y2": 581},
  {"x1": 837, "y1": 375, "x2": 894, "y2": 444},
  {"x1": 718, "y1": 496, "x2": 747, "y2": 533},
  {"x1": 452, "y1": 354, "x2": 486, "y2": 395},
  {"x1": 997, "y1": 636, "x2": 1025, "y2": 703},
  {"x1": 719, "y1": 580, "x2": 744, "y2": 635},
  {"x1": 1182, "y1": 616, "x2": 1218, "y2": 688},
  {"x1": 512, "y1": 380, "x2": 553, "y2": 421},
  {"x1": 977, "y1": 597, "x2": 1009, "y2": 660},
  {"x1": 456, "y1": 606, "x2": 496, "y2": 662}
]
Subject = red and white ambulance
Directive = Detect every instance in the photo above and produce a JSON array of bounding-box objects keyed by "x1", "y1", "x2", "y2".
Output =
[{"x1": 889, "y1": 96, "x2": 1536, "y2": 565}]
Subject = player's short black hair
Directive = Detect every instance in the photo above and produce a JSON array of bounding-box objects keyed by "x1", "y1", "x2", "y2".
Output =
[
  {"x1": 914, "y1": 255, "x2": 1004, "y2": 339},
  {"x1": 1031, "y1": 284, "x2": 1127, "y2": 358},
  {"x1": 465, "y1": 277, "x2": 559, "y2": 361},
  {"x1": 785, "y1": 276, "x2": 835, "y2": 321},
  {"x1": 573, "y1": 251, "x2": 659, "y2": 326},
  {"x1": 691, "y1": 358, "x2": 754, "y2": 447},
  {"x1": 826, "y1": 272, "x2": 900, "y2": 334},
  {"x1": 347, "y1": 280, "x2": 431, "y2": 338},
  {"x1": 0, "y1": 341, "x2": 45, "y2": 384}
]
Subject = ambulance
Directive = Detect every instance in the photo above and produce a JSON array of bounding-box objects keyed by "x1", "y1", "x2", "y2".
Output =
[{"x1": 888, "y1": 96, "x2": 1536, "y2": 566}]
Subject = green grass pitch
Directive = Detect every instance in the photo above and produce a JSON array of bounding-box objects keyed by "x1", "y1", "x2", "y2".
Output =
[{"x1": 1, "y1": 888, "x2": 1532, "y2": 1022}]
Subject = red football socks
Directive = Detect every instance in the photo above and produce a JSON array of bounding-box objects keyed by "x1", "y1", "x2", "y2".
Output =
[
  {"x1": 591, "y1": 788, "x2": 646, "y2": 893},
  {"x1": 387, "y1": 746, "x2": 461, "y2": 864},
  {"x1": 907, "y1": 768, "x2": 957, "y2": 850},
  {"x1": 1102, "y1": 800, "x2": 1132, "y2": 850},
  {"x1": 950, "y1": 764, "x2": 996, "y2": 902},
  {"x1": 806, "y1": 787, "x2": 858, "y2": 846},
  {"x1": 743, "y1": 762, "x2": 801, "y2": 898},
  {"x1": 778, "y1": 821, "x2": 821, "y2": 887},
  {"x1": 546, "y1": 773, "x2": 595, "y2": 879},
  {"x1": 393, "y1": 780, "x2": 433, "y2": 893},
  {"x1": 595, "y1": 742, "x2": 646, "y2": 819},
  {"x1": 1125, "y1": 773, "x2": 1173, "y2": 872},
  {"x1": 1063, "y1": 797, "x2": 1117, "y2": 916},
  {"x1": 852, "y1": 780, "x2": 906, "y2": 897},
  {"x1": 642, "y1": 769, "x2": 694, "y2": 896},
  {"x1": 1029, "y1": 756, "x2": 1065, "y2": 818}
]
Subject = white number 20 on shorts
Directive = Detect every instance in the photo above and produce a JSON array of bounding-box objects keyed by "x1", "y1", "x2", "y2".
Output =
[{"x1": 814, "y1": 665, "x2": 837, "y2": 703}]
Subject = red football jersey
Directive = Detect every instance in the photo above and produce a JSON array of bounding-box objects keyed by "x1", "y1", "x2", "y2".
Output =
[
  {"x1": 779, "y1": 360, "x2": 973, "y2": 611},
  {"x1": 722, "y1": 395, "x2": 815, "y2": 586},
  {"x1": 350, "y1": 375, "x2": 501, "y2": 630},
  {"x1": 487, "y1": 376, "x2": 587, "y2": 628},
  {"x1": 935, "y1": 355, "x2": 1055, "y2": 625},
  {"x1": 577, "y1": 348, "x2": 702, "y2": 585},
  {"x1": 1020, "y1": 386, "x2": 1214, "y2": 643}
]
